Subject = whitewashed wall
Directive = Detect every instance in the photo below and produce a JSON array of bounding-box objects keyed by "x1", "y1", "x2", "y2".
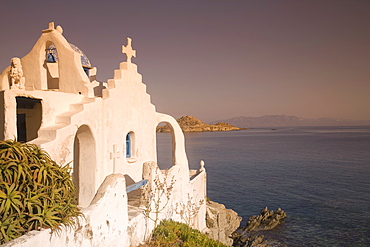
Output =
[{"x1": 2, "y1": 174, "x2": 130, "y2": 247}]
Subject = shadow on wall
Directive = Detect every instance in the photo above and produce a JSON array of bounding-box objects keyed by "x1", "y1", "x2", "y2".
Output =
[
  {"x1": 73, "y1": 125, "x2": 97, "y2": 208},
  {"x1": 125, "y1": 174, "x2": 141, "y2": 207}
]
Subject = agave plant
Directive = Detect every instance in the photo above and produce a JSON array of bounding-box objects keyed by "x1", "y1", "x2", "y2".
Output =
[{"x1": 0, "y1": 139, "x2": 81, "y2": 244}]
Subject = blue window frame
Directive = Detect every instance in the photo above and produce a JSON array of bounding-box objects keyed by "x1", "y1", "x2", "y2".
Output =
[{"x1": 126, "y1": 133, "x2": 131, "y2": 158}]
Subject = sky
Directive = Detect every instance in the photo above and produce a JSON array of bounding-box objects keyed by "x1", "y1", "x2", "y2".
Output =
[{"x1": 1, "y1": 0, "x2": 370, "y2": 122}]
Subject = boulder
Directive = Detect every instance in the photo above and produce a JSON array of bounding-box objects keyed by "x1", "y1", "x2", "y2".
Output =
[
  {"x1": 233, "y1": 234, "x2": 268, "y2": 247},
  {"x1": 244, "y1": 207, "x2": 287, "y2": 232},
  {"x1": 205, "y1": 200, "x2": 242, "y2": 246},
  {"x1": 232, "y1": 207, "x2": 287, "y2": 247}
]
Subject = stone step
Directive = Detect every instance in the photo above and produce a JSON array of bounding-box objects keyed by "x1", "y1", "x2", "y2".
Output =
[
  {"x1": 55, "y1": 110, "x2": 81, "y2": 124},
  {"x1": 33, "y1": 123, "x2": 69, "y2": 145},
  {"x1": 69, "y1": 103, "x2": 84, "y2": 112},
  {"x1": 33, "y1": 98, "x2": 95, "y2": 145}
]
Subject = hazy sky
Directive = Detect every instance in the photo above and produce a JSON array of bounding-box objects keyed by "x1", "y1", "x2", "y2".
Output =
[{"x1": 1, "y1": 0, "x2": 369, "y2": 122}]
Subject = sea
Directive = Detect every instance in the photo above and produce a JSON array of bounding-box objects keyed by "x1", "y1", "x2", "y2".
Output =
[{"x1": 156, "y1": 125, "x2": 370, "y2": 246}]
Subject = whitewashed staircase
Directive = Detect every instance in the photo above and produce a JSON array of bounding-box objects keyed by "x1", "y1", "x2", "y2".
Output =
[{"x1": 32, "y1": 97, "x2": 95, "y2": 145}]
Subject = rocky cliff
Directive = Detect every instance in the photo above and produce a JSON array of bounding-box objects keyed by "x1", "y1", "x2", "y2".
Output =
[
  {"x1": 157, "y1": 116, "x2": 243, "y2": 132},
  {"x1": 206, "y1": 200, "x2": 242, "y2": 246}
]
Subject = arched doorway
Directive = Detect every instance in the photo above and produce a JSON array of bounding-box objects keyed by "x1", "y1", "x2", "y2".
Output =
[
  {"x1": 155, "y1": 113, "x2": 189, "y2": 170},
  {"x1": 73, "y1": 125, "x2": 96, "y2": 208},
  {"x1": 156, "y1": 122, "x2": 175, "y2": 170}
]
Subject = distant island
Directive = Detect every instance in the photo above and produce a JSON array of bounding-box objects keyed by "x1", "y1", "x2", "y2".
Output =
[
  {"x1": 157, "y1": 116, "x2": 245, "y2": 132},
  {"x1": 157, "y1": 115, "x2": 370, "y2": 132},
  {"x1": 213, "y1": 115, "x2": 370, "y2": 128}
]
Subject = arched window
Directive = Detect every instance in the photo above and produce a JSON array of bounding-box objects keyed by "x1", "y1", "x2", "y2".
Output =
[
  {"x1": 126, "y1": 133, "x2": 131, "y2": 158},
  {"x1": 44, "y1": 43, "x2": 59, "y2": 89}
]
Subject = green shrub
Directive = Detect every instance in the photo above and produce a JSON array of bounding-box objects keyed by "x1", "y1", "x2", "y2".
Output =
[
  {"x1": 148, "y1": 220, "x2": 228, "y2": 247},
  {"x1": 0, "y1": 139, "x2": 81, "y2": 244}
]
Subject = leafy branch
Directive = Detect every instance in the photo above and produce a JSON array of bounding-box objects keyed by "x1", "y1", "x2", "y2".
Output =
[
  {"x1": 140, "y1": 170, "x2": 175, "y2": 227},
  {"x1": 174, "y1": 194, "x2": 204, "y2": 227}
]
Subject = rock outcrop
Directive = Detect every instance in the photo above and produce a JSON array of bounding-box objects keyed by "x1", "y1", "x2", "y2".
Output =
[
  {"x1": 233, "y1": 234, "x2": 268, "y2": 247},
  {"x1": 244, "y1": 207, "x2": 287, "y2": 232},
  {"x1": 157, "y1": 115, "x2": 244, "y2": 132},
  {"x1": 232, "y1": 207, "x2": 287, "y2": 247},
  {"x1": 206, "y1": 200, "x2": 242, "y2": 246}
]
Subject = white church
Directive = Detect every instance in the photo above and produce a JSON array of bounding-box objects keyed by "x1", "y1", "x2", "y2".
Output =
[{"x1": 0, "y1": 22, "x2": 207, "y2": 246}]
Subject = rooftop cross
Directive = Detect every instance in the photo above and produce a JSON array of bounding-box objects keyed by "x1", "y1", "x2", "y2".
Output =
[
  {"x1": 42, "y1": 22, "x2": 55, "y2": 33},
  {"x1": 48, "y1": 22, "x2": 55, "y2": 29},
  {"x1": 122, "y1": 37, "x2": 136, "y2": 63}
]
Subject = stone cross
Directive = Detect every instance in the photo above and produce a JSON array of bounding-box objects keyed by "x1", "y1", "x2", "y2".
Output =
[
  {"x1": 122, "y1": 37, "x2": 136, "y2": 63},
  {"x1": 110, "y1": 144, "x2": 120, "y2": 173},
  {"x1": 48, "y1": 22, "x2": 55, "y2": 30},
  {"x1": 42, "y1": 22, "x2": 55, "y2": 33}
]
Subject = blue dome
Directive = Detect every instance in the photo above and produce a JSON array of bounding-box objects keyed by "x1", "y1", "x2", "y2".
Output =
[
  {"x1": 47, "y1": 43, "x2": 92, "y2": 67},
  {"x1": 69, "y1": 43, "x2": 91, "y2": 67}
]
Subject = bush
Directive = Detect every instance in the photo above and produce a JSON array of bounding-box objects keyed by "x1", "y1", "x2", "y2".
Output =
[
  {"x1": 0, "y1": 140, "x2": 81, "y2": 244},
  {"x1": 146, "y1": 220, "x2": 228, "y2": 247}
]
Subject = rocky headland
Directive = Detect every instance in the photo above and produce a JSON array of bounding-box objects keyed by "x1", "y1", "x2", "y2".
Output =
[{"x1": 157, "y1": 115, "x2": 245, "y2": 133}]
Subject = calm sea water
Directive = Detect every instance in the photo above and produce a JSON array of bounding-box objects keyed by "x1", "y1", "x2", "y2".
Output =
[{"x1": 156, "y1": 126, "x2": 370, "y2": 246}]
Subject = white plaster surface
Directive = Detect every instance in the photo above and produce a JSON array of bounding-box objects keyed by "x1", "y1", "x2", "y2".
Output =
[
  {"x1": 2, "y1": 174, "x2": 130, "y2": 247},
  {"x1": 0, "y1": 22, "x2": 207, "y2": 247}
]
